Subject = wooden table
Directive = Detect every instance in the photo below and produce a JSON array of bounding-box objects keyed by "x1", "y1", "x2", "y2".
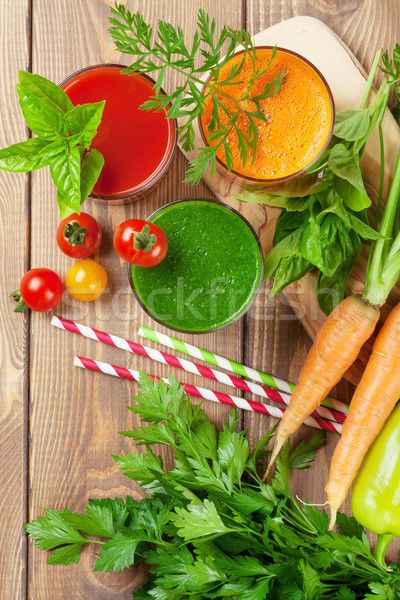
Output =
[{"x1": 1, "y1": 1, "x2": 400, "y2": 598}]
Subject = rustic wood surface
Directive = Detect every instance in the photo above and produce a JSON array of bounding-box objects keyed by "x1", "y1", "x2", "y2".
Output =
[{"x1": 1, "y1": 1, "x2": 400, "y2": 599}]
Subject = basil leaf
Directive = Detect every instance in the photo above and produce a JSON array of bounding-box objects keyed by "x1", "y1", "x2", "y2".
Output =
[
  {"x1": 348, "y1": 213, "x2": 385, "y2": 240},
  {"x1": 334, "y1": 176, "x2": 371, "y2": 211},
  {"x1": 271, "y1": 255, "x2": 313, "y2": 296},
  {"x1": 16, "y1": 84, "x2": 68, "y2": 140},
  {"x1": 80, "y1": 148, "x2": 104, "y2": 203},
  {"x1": 316, "y1": 230, "x2": 361, "y2": 314},
  {"x1": 328, "y1": 144, "x2": 370, "y2": 204},
  {"x1": 49, "y1": 144, "x2": 81, "y2": 211},
  {"x1": 64, "y1": 101, "x2": 105, "y2": 147},
  {"x1": 0, "y1": 138, "x2": 49, "y2": 171},
  {"x1": 56, "y1": 190, "x2": 75, "y2": 219},
  {"x1": 333, "y1": 108, "x2": 372, "y2": 142},
  {"x1": 273, "y1": 209, "x2": 310, "y2": 245},
  {"x1": 18, "y1": 70, "x2": 74, "y2": 118},
  {"x1": 264, "y1": 228, "x2": 304, "y2": 280},
  {"x1": 235, "y1": 188, "x2": 312, "y2": 211}
]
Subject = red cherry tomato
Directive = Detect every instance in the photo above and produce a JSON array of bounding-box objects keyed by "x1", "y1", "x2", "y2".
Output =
[
  {"x1": 11, "y1": 268, "x2": 63, "y2": 312},
  {"x1": 57, "y1": 212, "x2": 102, "y2": 258},
  {"x1": 113, "y1": 219, "x2": 168, "y2": 267}
]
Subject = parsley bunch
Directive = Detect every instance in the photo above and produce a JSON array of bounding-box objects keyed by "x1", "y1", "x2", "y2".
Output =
[
  {"x1": 108, "y1": 4, "x2": 286, "y2": 183},
  {"x1": 25, "y1": 375, "x2": 400, "y2": 598}
]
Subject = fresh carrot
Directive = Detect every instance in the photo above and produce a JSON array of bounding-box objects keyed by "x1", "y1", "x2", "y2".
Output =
[
  {"x1": 264, "y1": 294, "x2": 379, "y2": 480},
  {"x1": 326, "y1": 302, "x2": 400, "y2": 528}
]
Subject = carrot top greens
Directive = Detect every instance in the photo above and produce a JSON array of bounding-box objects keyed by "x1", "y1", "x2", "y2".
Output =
[{"x1": 108, "y1": 4, "x2": 286, "y2": 184}]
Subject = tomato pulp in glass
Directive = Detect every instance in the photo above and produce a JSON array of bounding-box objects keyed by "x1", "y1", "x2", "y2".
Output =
[{"x1": 61, "y1": 65, "x2": 175, "y2": 198}]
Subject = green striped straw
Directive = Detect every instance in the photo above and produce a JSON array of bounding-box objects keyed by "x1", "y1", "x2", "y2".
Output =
[{"x1": 137, "y1": 326, "x2": 348, "y2": 415}]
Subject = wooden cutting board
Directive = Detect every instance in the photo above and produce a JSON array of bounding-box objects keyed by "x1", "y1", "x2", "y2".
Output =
[{"x1": 179, "y1": 16, "x2": 400, "y2": 385}]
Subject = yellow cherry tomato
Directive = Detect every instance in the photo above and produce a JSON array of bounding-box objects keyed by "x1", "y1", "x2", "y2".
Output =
[{"x1": 65, "y1": 259, "x2": 107, "y2": 302}]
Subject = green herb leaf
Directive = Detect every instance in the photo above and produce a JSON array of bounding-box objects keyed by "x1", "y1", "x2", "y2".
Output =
[
  {"x1": 24, "y1": 509, "x2": 88, "y2": 551},
  {"x1": 16, "y1": 84, "x2": 69, "y2": 140},
  {"x1": 334, "y1": 108, "x2": 373, "y2": 142},
  {"x1": 287, "y1": 431, "x2": 325, "y2": 469},
  {"x1": 0, "y1": 138, "x2": 49, "y2": 172},
  {"x1": 94, "y1": 532, "x2": 143, "y2": 572},
  {"x1": 64, "y1": 101, "x2": 105, "y2": 146},
  {"x1": 80, "y1": 148, "x2": 104, "y2": 203},
  {"x1": 46, "y1": 543, "x2": 83, "y2": 566},
  {"x1": 171, "y1": 499, "x2": 232, "y2": 540},
  {"x1": 56, "y1": 190, "x2": 74, "y2": 219},
  {"x1": 328, "y1": 144, "x2": 370, "y2": 206},
  {"x1": 18, "y1": 70, "x2": 74, "y2": 117},
  {"x1": 49, "y1": 143, "x2": 81, "y2": 212}
]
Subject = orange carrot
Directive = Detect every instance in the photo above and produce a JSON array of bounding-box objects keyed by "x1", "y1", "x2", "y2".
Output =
[
  {"x1": 326, "y1": 303, "x2": 400, "y2": 529},
  {"x1": 264, "y1": 294, "x2": 380, "y2": 480}
]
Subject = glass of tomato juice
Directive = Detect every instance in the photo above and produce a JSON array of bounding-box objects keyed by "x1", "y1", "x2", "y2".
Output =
[{"x1": 60, "y1": 64, "x2": 177, "y2": 203}]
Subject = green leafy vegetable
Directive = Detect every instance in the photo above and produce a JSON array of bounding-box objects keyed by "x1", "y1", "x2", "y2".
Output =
[
  {"x1": 0, "y1": 70, "x2": 105, "y2": 217},
  {"x1": 236, "y1": 47, "x2": 400, "y2": 314},
  {"x1": 25, "y1": 374, "x2": 400, "y2": 597},
  {"x1": 108, "y1": 4, "x2": 286, "y2": 184}
]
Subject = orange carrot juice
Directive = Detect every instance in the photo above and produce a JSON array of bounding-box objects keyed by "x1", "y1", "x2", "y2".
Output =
[{"x1": 200, "y1": 47, "x2": 334, "y2": 182}]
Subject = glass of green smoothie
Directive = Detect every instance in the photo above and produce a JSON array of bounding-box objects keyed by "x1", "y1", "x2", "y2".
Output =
[{"x1": 128, "y1": 198, "x2": 264, "y2": 333}]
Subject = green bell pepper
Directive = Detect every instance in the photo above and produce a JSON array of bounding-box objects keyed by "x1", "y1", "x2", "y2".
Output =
[{"x1": 351, "y1": 401, "x2": 400, "y2": 568}]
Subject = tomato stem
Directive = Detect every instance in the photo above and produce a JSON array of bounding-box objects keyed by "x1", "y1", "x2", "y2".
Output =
[
  {"x1": 134, "y1": 224, "x2": 157, "y2": 253},
  {"x1": 64, "y1": 222, "x2": 88, "y2": 246},
  {"x1": 9, "y1": 289, "x2": 28, "y2": 312}
]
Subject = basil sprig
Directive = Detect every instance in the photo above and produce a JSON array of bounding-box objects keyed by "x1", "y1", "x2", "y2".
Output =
[{"x1": 0, "y1": 71, "x2": 105, "y2": 217}]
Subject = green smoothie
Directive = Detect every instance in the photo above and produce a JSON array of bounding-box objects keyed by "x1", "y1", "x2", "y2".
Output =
[{"x1": 129, "y1": 199, "x2": 263, "y2": 332}]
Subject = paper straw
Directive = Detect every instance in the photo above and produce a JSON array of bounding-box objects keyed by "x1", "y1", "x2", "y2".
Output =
[
  {"x1": 138, "y1": 325, "x2": 348, "y2": 415},
  {"x1": 74, "y1": 356, "x2": 342, "y2": 435},
  {"x1": 51, "y1": 316, "x2": 345, "y2": 425}
]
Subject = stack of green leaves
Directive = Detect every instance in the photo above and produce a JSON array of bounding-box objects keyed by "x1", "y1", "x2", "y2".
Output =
[
  {"x1": 236, "y1": 48, "x2": 400, "y2": 315},
  {"x1": 0, "y1": 71, "x2": 105, "y2": 217},
  {"x1": 25, "y1": 375, "x2": 400, "y2": 598}
]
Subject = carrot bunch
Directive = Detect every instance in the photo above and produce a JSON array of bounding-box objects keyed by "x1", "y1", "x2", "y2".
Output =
[{"x1": 265, "y1": 47, "x2": 400, "y2": 529}]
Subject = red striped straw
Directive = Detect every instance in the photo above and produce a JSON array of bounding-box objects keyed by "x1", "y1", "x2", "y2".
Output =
[
  {"x1": 52, "y1": 316, "x2": 346, "y2": 425},
  {"x1": 74, "y1": 356, "x2": 342, "y2": 435}
]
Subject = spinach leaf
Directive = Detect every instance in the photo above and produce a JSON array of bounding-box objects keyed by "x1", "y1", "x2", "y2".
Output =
[
  {"x1": 316, "y1": 229, "x2": 361, "y2": 315},
  {"x1": 328, "y1": 144, "x2": 370, "y2": 205},
  {"x1": 271, "y1": 255, "x2": 313, "y2": 296},
  {"x1": 334, "y1": 108, "x2": 373, "y2": 142}
]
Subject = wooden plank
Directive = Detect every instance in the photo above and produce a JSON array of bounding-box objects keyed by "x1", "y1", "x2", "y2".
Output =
[
  {"x1": 0, "y1": 1, "x2": 31, "y2": 599},
  {"x1": 27, "y1": 1, "x2": 243, "y2": 598},
  {"x1": 244, "y1": 0, "x2": 400, "y2": 561}
]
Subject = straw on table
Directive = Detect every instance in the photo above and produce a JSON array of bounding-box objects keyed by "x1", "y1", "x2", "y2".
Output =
[
  {"x1": 74, "y1": 356, "x2": 343, "y2": 435},
  {"x1": 138, "y1": 325, "x2": 349, "y2": 416},
  {"x1": 51, "y1": 316, "x2": 346, "y2": 425}
]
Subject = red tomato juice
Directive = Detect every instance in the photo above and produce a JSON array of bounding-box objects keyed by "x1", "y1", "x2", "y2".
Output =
[{"x1": 61, "y1": 65, "x2": 176, "y2": 198}]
